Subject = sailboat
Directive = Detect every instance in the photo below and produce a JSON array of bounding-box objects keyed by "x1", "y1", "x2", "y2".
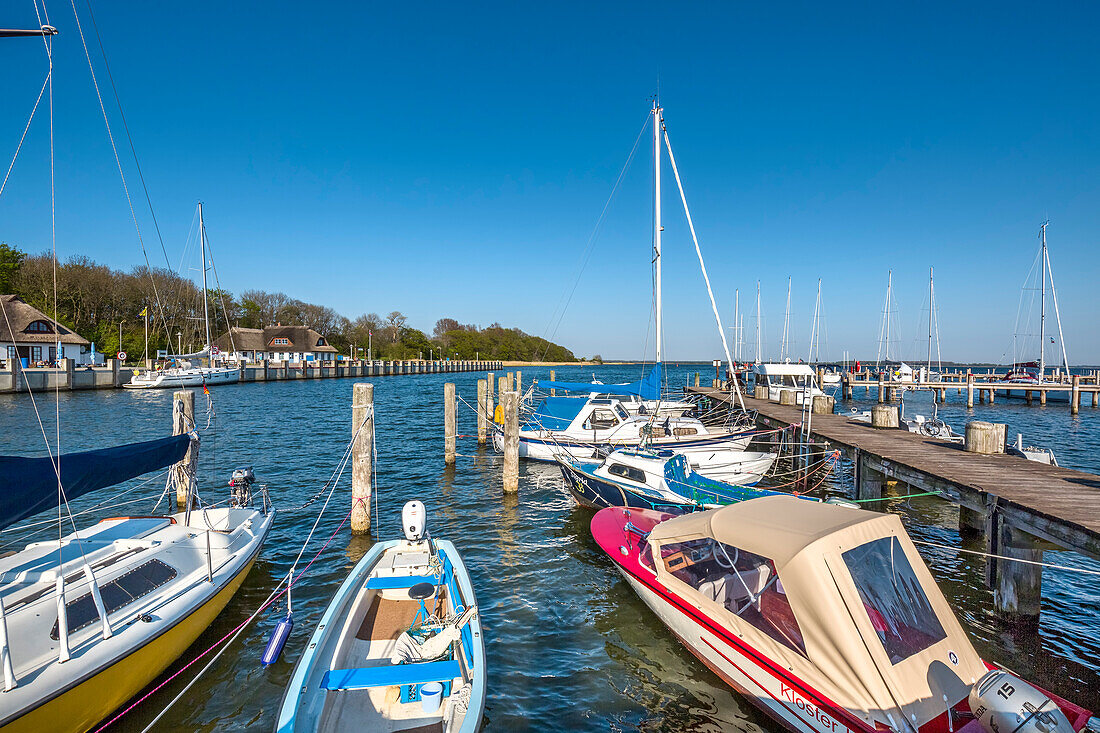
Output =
[
  {"x1": 1005, "y1": 222, "x2": 1071, "y2": 402},
  {"x1": 126, "y1": 202, "x2": 241, "y2": 389},
  {"x1": 874, "y1": 270, "x2": 915, "y2": 385},
  {"x1": 495, "y1": 101, "x2": 754, "y2": 461}
]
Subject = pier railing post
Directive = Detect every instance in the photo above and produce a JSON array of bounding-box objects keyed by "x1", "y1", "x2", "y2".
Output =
[
  {"x1": 444, "y1": 383, "x2": 457, "y2": 465},
  {"x1": 351, "y1": 383, "x2": 374, "y2": 534},
  {"x1": 172, "y1": 390, "x2": 197, "y2": 509},
  {"x1": 503, "y1": 391, "x2": 519, "y2": 493},
  {"x1": 476, "y1": 379, "x2": 487, "y2": 445}
]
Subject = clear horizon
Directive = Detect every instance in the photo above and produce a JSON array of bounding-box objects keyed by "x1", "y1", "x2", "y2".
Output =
[{"x1": 3, "y1": 2, "x2": 1098, "y2": 363}]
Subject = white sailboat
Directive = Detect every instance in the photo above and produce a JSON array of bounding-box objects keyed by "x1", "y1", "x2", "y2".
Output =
[{"x1": 126, "y1": 203, "x2": 240, "y2": 389}]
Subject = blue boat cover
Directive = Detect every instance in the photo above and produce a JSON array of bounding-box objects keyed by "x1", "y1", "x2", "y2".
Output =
[
  {"x1": 539, "y1": 364, "x2": 662, "y2": 401},
  {"x1": 0, "y1": 434, "x2": 191, "y2": 531},
  {"x1": 663, "y1": 454, "x2": 783, "y2": 504},
  {"x1": 522, "y1": 396, "x2": 588, "y2": 431}
]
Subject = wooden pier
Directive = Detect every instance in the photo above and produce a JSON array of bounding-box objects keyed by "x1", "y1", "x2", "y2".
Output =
[
  {"x1": 688, "y1": 386, "x2": 1100, "y2": 623},
  {"x1": 0, "y1": 358, "x2": 502, "y2": 394}
]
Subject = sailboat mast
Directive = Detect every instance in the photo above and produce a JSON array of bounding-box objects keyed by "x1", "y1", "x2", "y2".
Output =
[
  {"x1": 199, "y1": 202, "x2": 212, "y2": 359},
  {"x1": 927, "y1": 267, "x2": 934, "y2": 373},
  {"x1": 808, "y1": 278, "x2": 821, "y2": 364},
  {"x1": 755, "y1": 281, "x2": 762, "y2": 364},
  {"x1": 1039, "y1": 221, "x2": 1047, "y2": 383},
  {"x1": 733, "y1": 289, "x2": 740, "y2": 361},
  {"x1": 652, "y1": 100, "x2": 663, "y2": 365},
  {"x1": 885, "y1": 270, "x2": 892, "y2": 363},
  {"x1": 781, "y1": 277, "x2": 791, "y2": 361}
]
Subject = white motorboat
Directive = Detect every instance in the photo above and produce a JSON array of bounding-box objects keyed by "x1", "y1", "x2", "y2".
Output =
[
  {"x1": 753, "y1": 363, "x2": 827, "y2": 405},
  {"x1": 494, "y1": 395, "x2": 756, "y2": 461},
  {"x1": 275, "y1": 501, "x2": 484, "y2": 733},
  {"x1": 0, "y1": 439, "x2": 274, "y2": 733}
]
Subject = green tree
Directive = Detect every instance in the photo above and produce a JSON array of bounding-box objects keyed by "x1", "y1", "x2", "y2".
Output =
[{"x1": 0, "y1": 243, "x2": 25, "y2": 293}]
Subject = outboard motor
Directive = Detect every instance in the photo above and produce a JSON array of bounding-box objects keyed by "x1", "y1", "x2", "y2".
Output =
[
  {"x1": 969, "y1": 670, "x2": 1074, "y2": 733},
  {"x1": 228, "y1": 466, "x2": 255, "y2": 507},
  {"x1": 402, "y1": 500, "x2": 426, "y2": 542}
]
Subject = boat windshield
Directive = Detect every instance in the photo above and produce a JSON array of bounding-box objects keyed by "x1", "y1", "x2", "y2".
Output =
[
  {"x1": 775, "y1": 375, "x2": 814, "y2": 388},
  {"x1": 658, "y1": 537, "x2": 805, "y2": 654},
  {"x1": 842, "y1": 536, "x2": 946, "y2": 665}
]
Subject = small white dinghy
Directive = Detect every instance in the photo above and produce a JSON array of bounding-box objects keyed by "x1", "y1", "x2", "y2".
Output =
[{"x1": 275, "y1": 501, "x2": 485, "y2": 733}]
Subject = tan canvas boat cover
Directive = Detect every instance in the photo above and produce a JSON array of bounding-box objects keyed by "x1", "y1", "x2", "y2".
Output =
[{"x1": 647, "y1": 495, "x2": 989, "y2": 731}]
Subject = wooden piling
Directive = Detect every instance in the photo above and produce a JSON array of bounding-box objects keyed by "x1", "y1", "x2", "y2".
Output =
[
  {"x1": 992, "y1": 522, "x2": 1043, "y2": 622},
  {"x1": 1071, "y1": 375, "x2": 1080, "y2": 415},
  {"x1": 965, "y1": 421, "x2": 1004, "y2": 454},
  {"x1": 476, "y1": 379, "x2": 488, "y2": 445},
  {"x1": 444, "y1": 382, "x2": 457, "y2": 464},
  {"x1": 871, "y1": 404, "x2": 899, "y2": 429},
  {"x1": 988, "y1": 387, "x2": 995, "y2": 404},
  {"x1": 172, "y1": 390, "x2": 196, "y2": 508},
  {"x1": 778, "y1": 389, "x2": 795, "y2": 406},
  {"x1": 1040, "y1": 389, "x2": 1046, "y2": 406},
  {"x1": 694, "y1": 372, "x2": 700, "y2": 387},
  {"x1": 877, "y1": 373, "x2": 885, "y2": 404},
  {"x1": 811, "y1": 394, "x2": 834, "y2": 415},
  {"x1": 502, "y1": 391, "x2": 519, "y2": 493},
  {"x1": 966, "y1": 373, "x2": 974, "y2": 409},
  {"x1": 1025, "y1": 390, "x2": 1033, "y2": 405},
  {"x1": 486, "y1": 372, "x2": 495, "y2": 421},
  {"x1": 515, "y1": 370, "x2": 522, "y2": 397},
  {"x1": 549, "y1": 370, "x2": 555, "y2": 397},
  {"x1": 1093, "y1": 390, "x2": 1098, "y2": 408},
  {"x1": 351, "y1": 383, "x2": 374, "y2": 534}
]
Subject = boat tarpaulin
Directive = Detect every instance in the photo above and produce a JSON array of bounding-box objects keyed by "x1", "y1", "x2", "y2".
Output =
[
  {"x1": 0, "y1": 434, "x2": 191, "y2": 531},
  {"x1": 539, "y1": 364, "x2": 662, "y2": 401},
  {"x1": 522, "y1": 396, "x2": 588, "y2": 431}
]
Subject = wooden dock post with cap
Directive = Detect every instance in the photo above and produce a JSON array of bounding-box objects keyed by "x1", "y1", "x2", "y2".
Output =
[
  {"x1": 515, "y1": 370, "x2": 522, "y2": 398},
  {"x1": 476, "y1": 379, "x2": 488, "y2": 445},
  {"x1": 549, "y1": 370, "x2": 555, "y2": 397},
  {"x1": 172, "y1": 390, "x2": 196, "y2": 508},
  {"x1": 502, "y1": 390, "x2": 519, "y2": 493},
  {"x1": 444, "y1": 382, "x2": 456, "y2": 464},
  {"x1": 1071, "y1": 374, "x2": 1081, "y2": 415},
  {"x1": 351, "y1": 383, "x2": 374, "y2": 534}
]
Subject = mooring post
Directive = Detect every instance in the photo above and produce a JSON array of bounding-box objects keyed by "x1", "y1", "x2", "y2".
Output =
[
  {"x1": 503, "y1": 391, "x2": 519, "y2": 493},
  {"x1": 515, "y1": 370, "x2": 522, "y2": 399},
  {"x1": 476, "y1": 379, "x2": 488, "y2": 445},
  {"x1": 877, "y1": 373, "x2": 885, "y2": 404},
  {"x1": 486, "y1": 372, "x2": 495, "y2": 421},
  {"x1": 990, "y1": 519, "x2": 1043, "y2": 623},
  {"x1": 1093, "y1": 389, "x2": 1098, "y2": 408},
  {"x1": 694, "y1": 372, "x2": 700, "y2": 388},
  {"x1": 988, "y1": 387, "x2": 995, "y2": 404},
  {"x1": 1039, "y1": 389, "x2": 1046, "y2": 406},
  {"x1": 855, "y1": 455, "x2": 883, "y2": 505},
  {"x1": 444, "y1": 382, "x2": 457, "y2": 465},
  {"x1": 549, "y1": 369, "x2": 555, "y2": 396},
  {"x1": 965, "y1": 421, "x2": 1004, "y2": 454},
  {"x1": 1071, "y1": 374, "x2": 1080, "y2": 415},
  {"x1": 172, "y1": 390, "x2": 196, "y2": 508},
  {"x1": 966, "y1": 373, "x2": 974, "y2": 408},
  {"x1": 351, "y1": 383, "x2": 374, "y2": 534},
  {"x1": 871, "y1": 404, "x2": 899, "y2": 429}
]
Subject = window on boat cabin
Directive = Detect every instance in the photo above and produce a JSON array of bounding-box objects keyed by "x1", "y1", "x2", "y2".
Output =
[
  {"x1": 584, "y1": 408, "x2": 620, "y2": 430},
  {"x1": 51, "y1": 558, "x2": 178, "y2": 639},
  {"x1": 778, "y1": 374, "x2": 812, "y2": 389},
  {"x1": 614, "y1": 403, "x2": 629, "y2": 420},
  {"x1": 658, "y1": 537, "x2": 806, "y2": 655},
  {"x1": 607, "y1": 462, "x2": 647, "y2": 484},
  {"x1": 842, "y1": 536, "x2": 946, "y2": 665}
]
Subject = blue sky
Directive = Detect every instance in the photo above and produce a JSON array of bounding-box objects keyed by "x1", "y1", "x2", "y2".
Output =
[{"x1": 3, "y1": 2, "x2": 1099, "y2": 362}]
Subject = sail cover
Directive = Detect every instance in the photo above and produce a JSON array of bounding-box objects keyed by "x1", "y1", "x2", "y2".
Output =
[
  {"x1": 0, "y1": 434, "x2": 191, "y2": 531},
  {"x1": 539, "y1": 364, "x2": 662, "y2": 401}
]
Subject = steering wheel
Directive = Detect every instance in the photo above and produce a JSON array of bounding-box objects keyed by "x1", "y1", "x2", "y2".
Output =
[{"x1": 712, "y1": 539, "x2": 738, "y2": 569}]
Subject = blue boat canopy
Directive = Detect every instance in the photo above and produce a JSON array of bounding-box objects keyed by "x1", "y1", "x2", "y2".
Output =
[
  {"x1": 522, "y1": 396, "x2": 588, "y2": 431},
  {"x1": 0, "y1": 434, "x2": 191, "y2": 531},
  {"x1": 539, "y1": 364, "x2": 662, "y2": 401}
]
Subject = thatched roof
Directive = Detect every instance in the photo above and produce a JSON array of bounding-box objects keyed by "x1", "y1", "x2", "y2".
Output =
[
  {"x1": 0, "y1": 295, "x2": 90, "y2": 345},
  {"x1": 214, "y1": 325, "x2": 337, "y2": 353}
]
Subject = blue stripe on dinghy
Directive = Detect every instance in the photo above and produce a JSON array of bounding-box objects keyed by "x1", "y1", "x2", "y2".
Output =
[
  {"x1": 320, "y1": 660, "x2": 461, "y2": 691},
  {"x1": 364, "y1": 574, "x2": 438, "y2": 589}
]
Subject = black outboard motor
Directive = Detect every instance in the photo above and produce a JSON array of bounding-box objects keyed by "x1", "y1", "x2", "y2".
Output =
[{"x1": 228, "y1": 465, "x2": 255, "y2": 507}]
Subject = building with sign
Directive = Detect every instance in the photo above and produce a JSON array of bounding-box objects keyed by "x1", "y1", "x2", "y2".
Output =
[
  {"x1": 212, "y1": 325, "x2": 339, "y2": 363},
  {"x1": 1, "y1": 294, "x2": 96, "y2": 367}
]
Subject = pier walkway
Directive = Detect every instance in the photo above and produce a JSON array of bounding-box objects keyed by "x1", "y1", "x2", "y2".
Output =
[{"x1": 688, "y1": 386, "x2": 1100, "y2": 622}]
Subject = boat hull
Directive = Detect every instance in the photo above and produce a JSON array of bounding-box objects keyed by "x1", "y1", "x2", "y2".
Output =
[
  {"x1": 499, "y1": 431, "x2": 753, "y2": 462},
  {"x1": 1004, "y1": 388, "x2": 1070, "y2": 403},
  {"x1": 558, "y1": 461, "x2": 694, "y2": 514},
  {"x1": 0, "y1": 547, "x2": 262, "y2": 733},
  {"x1": 125, "y1": 367, "x2": 240, "y2": 389}
]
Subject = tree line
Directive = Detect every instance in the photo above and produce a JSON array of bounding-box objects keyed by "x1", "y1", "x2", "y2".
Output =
[{"x1": 0, "y1": 245, "x2": 578, "y2": 362}]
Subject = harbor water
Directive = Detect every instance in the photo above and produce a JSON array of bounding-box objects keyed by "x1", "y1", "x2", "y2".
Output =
[{"x1": 0, "y1": 364, "x2": 1097, "y2": 731}]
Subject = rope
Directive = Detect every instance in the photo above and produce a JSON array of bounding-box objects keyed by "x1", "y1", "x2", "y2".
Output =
[{"x1": 912, "y1": 540, "x2": 1100, "y2": 578}]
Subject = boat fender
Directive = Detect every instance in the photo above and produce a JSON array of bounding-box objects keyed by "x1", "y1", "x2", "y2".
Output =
[
  {"x1": 494, "y1": 404, "x2": 504, "y2": 425},
  {"x1": 969, "y1": 670, "x2": 1074, "y2": 733},
  {"x1": 261, "y1": 613, "x2": 294, "y2": 665}
]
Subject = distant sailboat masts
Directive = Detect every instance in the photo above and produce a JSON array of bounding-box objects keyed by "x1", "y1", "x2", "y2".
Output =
[{"x1": 1037, "y1": 221, "x2": 1069, "y2": 383}]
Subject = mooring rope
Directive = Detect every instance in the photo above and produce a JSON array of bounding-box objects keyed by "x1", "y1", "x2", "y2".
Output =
[{"x1": 912, "y1": 540, "x2": 1100, "y2": 577}]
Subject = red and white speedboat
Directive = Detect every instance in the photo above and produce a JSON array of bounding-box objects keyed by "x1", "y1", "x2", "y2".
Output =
[{"x1": 591, "y1": 496, "x2": 1095, "y2": 733}]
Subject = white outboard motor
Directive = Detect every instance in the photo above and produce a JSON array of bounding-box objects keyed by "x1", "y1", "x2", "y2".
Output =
[
  {"x1": 969, "y1": 670, "x2": 1074, "y2": 733},
  {"x1": 402, "y1": 500, "x2": 426, "y2": 542}
]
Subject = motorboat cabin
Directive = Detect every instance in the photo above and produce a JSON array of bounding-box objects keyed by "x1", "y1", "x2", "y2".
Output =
[
  {"x1": 753, "y1": 363, "x2": 826, "y2": 405},
  {"x1": 592, "y1": 496, "x2": 1093, "y2": 733}
]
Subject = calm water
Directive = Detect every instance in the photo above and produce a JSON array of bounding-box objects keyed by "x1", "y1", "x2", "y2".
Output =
[{"x1": 0, "y1": 365, "x2": 1096, "y2": 732}]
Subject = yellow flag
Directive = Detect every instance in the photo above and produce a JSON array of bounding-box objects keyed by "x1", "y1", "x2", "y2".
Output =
[{"x1": 139, "y1": 306, "x2": 149, "y2": 317}]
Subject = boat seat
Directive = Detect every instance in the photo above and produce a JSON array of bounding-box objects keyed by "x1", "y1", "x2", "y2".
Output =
[
  {"x1": 698, "y1": 565, "x2": 770, "y2": 610},
  {"x1": 364, "y1": 574, "x2": 439, "y2": 590},
  {"x1": 320, "y1": 660, "x2": 461, "y2": 691}
]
